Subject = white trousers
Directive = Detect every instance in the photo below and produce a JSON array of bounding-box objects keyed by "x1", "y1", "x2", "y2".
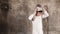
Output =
[{"x1": 32, "y1": 22, "x2": 43, "y2": 34}]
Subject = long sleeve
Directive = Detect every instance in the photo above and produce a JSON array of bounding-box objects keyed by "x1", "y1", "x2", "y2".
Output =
[
  {"x1": 28, "y1": 8, "x2": 36, "y2": 20},
  {"x1": 28, "y1": 13, "x2": 35, "y2": 20},
  {"x1": 42, "y1": 8, "x2": 49, "y2": 18}
]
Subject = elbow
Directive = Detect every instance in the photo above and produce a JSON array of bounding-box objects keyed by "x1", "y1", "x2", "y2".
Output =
[
  {"x1": 46, "y1": 14, "x2": 49, "y2": 18},
  {"x1": 28, "y1": 14, "x2": 34, "y2": 20},
  {"x1": 28, "y1": 17, "x2": 32, "y2": 20},
  {"x1": 47, "y1": 14, "x2": 49, "y2": 17}
]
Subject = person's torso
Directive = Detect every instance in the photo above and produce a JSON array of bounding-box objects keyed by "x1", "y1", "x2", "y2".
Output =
[{"x1": 32, "y1": 15, "x2": 42, "y2": 23}]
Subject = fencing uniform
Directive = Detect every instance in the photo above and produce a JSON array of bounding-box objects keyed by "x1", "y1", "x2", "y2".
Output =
[{"x1": 28, "y1": 7, "x2": 49, "y2": 34}]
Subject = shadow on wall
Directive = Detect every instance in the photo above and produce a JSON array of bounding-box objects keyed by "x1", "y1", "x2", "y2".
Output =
[{"x1": 0, "y1": 0, "x2": 9, "y2": 34}]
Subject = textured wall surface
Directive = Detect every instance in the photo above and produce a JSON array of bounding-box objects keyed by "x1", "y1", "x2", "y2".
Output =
[{"x1": 0, "y1": 0, "x2": 60, "y2": 34}]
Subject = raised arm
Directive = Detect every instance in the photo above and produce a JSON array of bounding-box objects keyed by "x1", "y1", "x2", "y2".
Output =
[
  {"x1": 42, "y1": 8, "x2": 49, "y2": 18},
  {"x1": 28, "y1": 8, "x2": 37, "y2": 20},
  {"x1": 28, "y1": 13, "x2": 36, "y2": 20}
]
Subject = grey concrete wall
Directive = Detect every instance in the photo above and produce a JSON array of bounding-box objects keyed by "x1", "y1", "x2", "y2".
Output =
[
  {"x1": 0, "y1": 0, "x2": 60, "y2": 34},
  {"x1": 48, "y1": 0, "x2": 60, "y2": 34},
  {"x1": 43, "y1": 0, "x2": 60, "y2": 34}
]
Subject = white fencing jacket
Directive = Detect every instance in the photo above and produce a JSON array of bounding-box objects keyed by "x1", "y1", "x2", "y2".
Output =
[{"x1": 28, "y1": 8, "x2": 49, "y2": 34}]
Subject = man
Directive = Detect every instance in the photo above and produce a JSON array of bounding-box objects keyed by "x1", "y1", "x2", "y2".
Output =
[{"x1": 28, "y1": 4, "x2": 49, "y2": 34}]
